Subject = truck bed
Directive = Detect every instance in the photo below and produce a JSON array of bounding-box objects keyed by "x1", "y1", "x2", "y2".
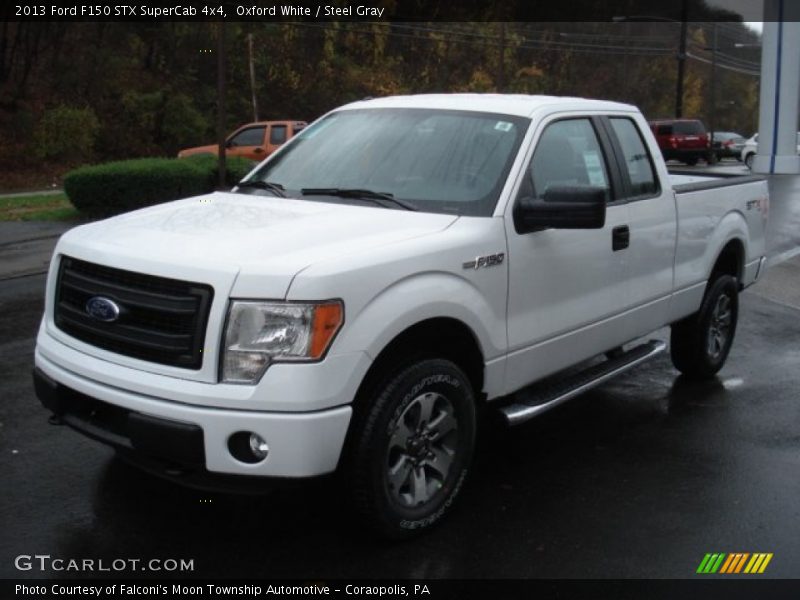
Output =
[
  {"x1": 668, "y1": 170, "x2": 765, "y2": 194},
  {"x1": 666, "y1": 169, "x2": 769, "y2": 309}
]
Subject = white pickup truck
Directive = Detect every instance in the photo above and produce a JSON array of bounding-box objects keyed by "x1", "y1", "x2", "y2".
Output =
[{"x1": 34, "y1": 95, "x2": 769, "y2": 537}]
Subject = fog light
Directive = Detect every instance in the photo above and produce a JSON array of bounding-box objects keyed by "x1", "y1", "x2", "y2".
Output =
[
  {"x1": 249, "y1": 433, "x2": 269, "y2": 460},
  {"x1": 228, "y1": 431, "x2": 269, "y2": 463}
]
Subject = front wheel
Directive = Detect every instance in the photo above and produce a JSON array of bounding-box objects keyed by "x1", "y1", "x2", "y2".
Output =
[
  {"x1": 745, "y1": 153, "x2": 754, "y2": 169},
  {"x1": 345, "y1": 359, "x2": 476, "y2": 538},
  {"x1": 670, "y1": 274, "x2": 739, "y2": 380}
]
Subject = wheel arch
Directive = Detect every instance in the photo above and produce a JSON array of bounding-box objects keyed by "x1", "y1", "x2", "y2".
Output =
[
  {"x1": 353, "y1": 317, "x2": 486, "y2": 409},
  {"x1": 710, "y1": 237, "x2": 746, "y2": 287}
]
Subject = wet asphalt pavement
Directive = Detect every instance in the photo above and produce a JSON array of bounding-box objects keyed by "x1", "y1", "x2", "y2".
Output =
[{"x1": 1, "y1": 270, "x2": 799, "y2": 580}]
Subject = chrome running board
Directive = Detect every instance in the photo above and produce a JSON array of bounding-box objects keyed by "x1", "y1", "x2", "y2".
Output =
[{"x1": 500, "y1": 340, "x2": 667, "y2": 426}]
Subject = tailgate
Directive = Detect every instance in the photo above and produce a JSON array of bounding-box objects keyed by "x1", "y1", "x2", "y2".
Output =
[{"x1": 676, "y1": 134, "x2": 707, "y2": 149}]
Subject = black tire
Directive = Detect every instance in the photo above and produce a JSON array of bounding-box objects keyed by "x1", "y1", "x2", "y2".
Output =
[
  {"x1": 670, "y1": 274, "x2": 739, "y2": 380},
  {"x1": 685, "y1": 157, "x2": 699, "y2": 166},
  {"x1": 345, "y1": 359, "x2": 476, "y2": 539}
]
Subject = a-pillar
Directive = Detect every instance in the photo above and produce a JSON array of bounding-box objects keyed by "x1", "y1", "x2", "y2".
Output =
[{"x1": 754, "y1": 0, "x2": 800, "y2": 174}]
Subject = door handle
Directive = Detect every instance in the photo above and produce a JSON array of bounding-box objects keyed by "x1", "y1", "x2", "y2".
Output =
[{"x1": 612, "y1": 225, "x2": 630, "y2": 251}]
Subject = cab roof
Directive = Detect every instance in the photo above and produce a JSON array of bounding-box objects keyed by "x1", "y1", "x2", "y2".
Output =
[{"x1": 338, "y1": 93, "x2": 637, "y2": 118}]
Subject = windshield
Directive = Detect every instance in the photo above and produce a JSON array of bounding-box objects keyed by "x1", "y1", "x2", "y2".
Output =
[{"x1": 244, "y1": 108, "x2": 530, "y2": 216}]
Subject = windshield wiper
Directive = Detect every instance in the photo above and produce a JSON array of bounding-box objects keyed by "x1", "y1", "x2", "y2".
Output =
[
  {"x1": 300, "y1": 188, "x2": 417, "y2": 211},
  {"x1": 236, "y1": 180, "x2": 286, "y2": 198}
]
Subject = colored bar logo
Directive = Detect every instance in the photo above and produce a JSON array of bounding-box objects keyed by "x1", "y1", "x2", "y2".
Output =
[{"x1": 696, "y1": 553, "x2": 773, "y2": 574}]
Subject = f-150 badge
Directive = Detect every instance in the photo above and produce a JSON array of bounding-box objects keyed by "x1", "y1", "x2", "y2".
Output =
[{"x1": 463, "y1": 253, "x2": 505, "y2": 270}]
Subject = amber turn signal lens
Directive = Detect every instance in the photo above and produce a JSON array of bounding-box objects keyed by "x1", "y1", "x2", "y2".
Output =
[{"x1": 309, "y1": 302, "x2": 344, "y2": 359}]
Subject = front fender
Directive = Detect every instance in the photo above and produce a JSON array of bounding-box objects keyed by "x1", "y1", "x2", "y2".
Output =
[
  {"x1": 339, "y1": 271, "x2": 504, "y2": 360},
  {"x1": 331, "y1": 271, "x2": 507, "y2": 399}
]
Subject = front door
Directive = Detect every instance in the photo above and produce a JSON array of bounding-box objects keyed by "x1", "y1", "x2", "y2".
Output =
[
  {"x1": 226, "y1": 125, "x2": 267, "y2": 161},
  {"x1": 503, "y1": 116, "x2": 631, "y2": 394}
]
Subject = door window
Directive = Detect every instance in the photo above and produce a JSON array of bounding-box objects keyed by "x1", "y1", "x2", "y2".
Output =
[
  {"x1": 609, "y1": 118, "x2": 658, "y2": 197},
  {"x1": 228, "y1": 126, "x2": 265, "y2": 147},
  {"x1": 526, "y1": 119, "x2": 611, "y2": 202}
]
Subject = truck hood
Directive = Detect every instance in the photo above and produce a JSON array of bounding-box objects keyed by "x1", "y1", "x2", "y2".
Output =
[{"x1": 55, "y1": 192, "x2": 458, "y2": 299}]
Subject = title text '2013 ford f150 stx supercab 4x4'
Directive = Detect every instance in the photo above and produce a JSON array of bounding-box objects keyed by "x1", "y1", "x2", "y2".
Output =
[{"x1": 33, "y1": 95, "x2": 769, "y2": 538}]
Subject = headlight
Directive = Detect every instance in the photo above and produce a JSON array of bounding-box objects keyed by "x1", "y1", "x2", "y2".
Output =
[{"x1": 221, "y1": 300, "x2": 344, "y2": 383}]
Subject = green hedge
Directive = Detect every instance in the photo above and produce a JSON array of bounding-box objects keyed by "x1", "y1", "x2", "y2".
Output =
[
  {"x1": 182, "y1": 154, "x2": 256, "y2": 187},
  {"x1": 64, "y1": 156, "x2": 256, "y2": 218}
]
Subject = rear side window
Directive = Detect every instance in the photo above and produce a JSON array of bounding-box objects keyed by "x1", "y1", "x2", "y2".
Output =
[
  {"x1": 270, "y1": 125, "x2": 287, "y2": 145},
  {"x1": 656, "y1": 124, "x2": 673, "y2": 135},
  {"x1": 610, "y1": 118, "x2": 658, "y2": 198},
  {"x1": 528, "y1": 119, "x2": 611, "y2": 202}
]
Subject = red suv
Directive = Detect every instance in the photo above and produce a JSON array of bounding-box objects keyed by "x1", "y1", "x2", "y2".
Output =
[{"x1": 648, "y1": 119, "x2": 710, "y2": 166}]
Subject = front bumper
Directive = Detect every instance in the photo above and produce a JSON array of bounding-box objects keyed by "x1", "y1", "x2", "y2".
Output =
[{"x1": 33, "y1": 352, "x2": 353, "y2": 480}]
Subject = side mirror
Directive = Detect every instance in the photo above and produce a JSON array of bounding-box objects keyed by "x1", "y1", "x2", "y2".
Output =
[{"x1": 514, "y1": 186, "x2": 606, "y2": 233}]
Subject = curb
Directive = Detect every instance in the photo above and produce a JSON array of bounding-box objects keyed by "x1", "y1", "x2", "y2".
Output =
[
  {"x1": 767, "y1": 246, "x2": 800, "y2": 268},
  {"x1": 0, "y1": 269, "x2": 49, "y2": 282},
  {"x1": 0, "y1": 233, "x2": 64, "y2": 248},
  {"x1": 0, "y1": 189, "x2": 63, "y2": 199}
]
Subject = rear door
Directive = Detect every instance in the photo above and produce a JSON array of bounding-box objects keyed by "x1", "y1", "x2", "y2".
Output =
[
  {"x1": 601, "y1": 114, "x2": 677, "y2": 337},
  {"x1": 265, "y1": 123, "x2": 288, "y2": 157},
  {"x1": 652, "y1": 123, "x2": 672, "y2": 151}
]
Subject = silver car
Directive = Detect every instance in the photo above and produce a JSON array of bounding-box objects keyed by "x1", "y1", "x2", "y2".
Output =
[{"x1": 712, "y1": 131, "x2": 746, "y2": 160}]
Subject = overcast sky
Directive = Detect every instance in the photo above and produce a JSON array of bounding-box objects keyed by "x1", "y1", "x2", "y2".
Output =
[
  {"x1": 703, "y1": 0, "x2": 763, "y2": 36},
  {"x1": 745, "y1": 22, "x2": 763, "y2": 35}
]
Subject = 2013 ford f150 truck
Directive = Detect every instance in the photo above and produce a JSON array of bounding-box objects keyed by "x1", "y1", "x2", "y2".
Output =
[{"x1": 34, "y1": 95, "x2": 769, "y2": 537}]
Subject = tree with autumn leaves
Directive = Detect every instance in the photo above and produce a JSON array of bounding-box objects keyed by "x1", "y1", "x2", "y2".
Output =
[{"x1": 0, "y1": 19, "x2": 761, "y2": 188}]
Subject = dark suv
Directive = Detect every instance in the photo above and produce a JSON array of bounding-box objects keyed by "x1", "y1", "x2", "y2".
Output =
[{"x1": 649, "y1": 119, "x2": 710, "y2": 166}]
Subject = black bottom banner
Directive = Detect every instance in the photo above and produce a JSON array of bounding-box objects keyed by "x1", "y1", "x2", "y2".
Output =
[{"x1": 5, "y1": 579, "x2": 800, "y2": 600}]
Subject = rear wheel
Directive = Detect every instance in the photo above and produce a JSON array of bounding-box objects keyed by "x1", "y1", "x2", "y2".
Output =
[
  {"x1": 670, "y1": 274, "x2": 739, "y2": 380},
  {"x1": 345, "y1": 359, "x2": 476, "y2": 538}
]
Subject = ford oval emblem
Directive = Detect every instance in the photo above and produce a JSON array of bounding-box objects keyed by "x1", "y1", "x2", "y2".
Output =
[{"x1": 85, "y1": 296, "x2": 121, "y2": 322}]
